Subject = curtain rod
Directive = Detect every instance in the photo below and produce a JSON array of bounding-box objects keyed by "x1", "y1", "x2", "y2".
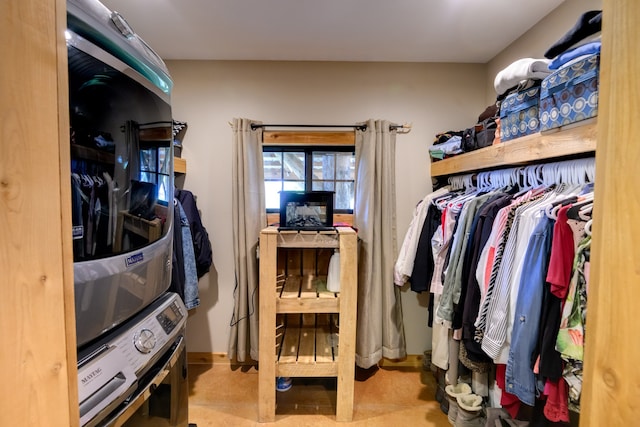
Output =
[{"x1": 250, "y1": 123, "x2": 409, "y2": 132}]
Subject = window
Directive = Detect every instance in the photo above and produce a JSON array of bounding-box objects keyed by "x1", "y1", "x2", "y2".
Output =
[
  {"x1": 263, "y1": 146, "x2": 355, "y2": 213},
  {"x1": 140, "y1": 146, "x2": 171, "y2": 203}
]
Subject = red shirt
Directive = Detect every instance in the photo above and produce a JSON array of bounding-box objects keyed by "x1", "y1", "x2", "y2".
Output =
[{"x1": 546, "y1": 205, "x2": 574, "y2": 299}]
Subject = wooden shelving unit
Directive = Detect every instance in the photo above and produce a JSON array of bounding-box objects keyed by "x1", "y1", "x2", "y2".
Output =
[
  {"x1": 430, "y1": 120, "x2": 597, "y2": 177},
  {"x1": 71, "y1": 144, "x2": 115, "y2": 165},
  {"x1": 258, "y1": 227, "x2": 357, "y2": 423},
  {"x1": 113, "y1": 211, "x2": 162, "y2": 252}
]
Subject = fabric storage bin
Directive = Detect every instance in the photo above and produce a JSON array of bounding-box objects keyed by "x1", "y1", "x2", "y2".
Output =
[
  {"x1": 539, "y1": 53, "x2": 599, "y2": 131},
  {"x1": 499, "y1": 85, "x2": 541, "y2": 141}
]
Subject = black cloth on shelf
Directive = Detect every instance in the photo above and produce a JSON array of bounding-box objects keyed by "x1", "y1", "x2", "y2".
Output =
[
  {"x1": 434, "y1": 130, "x2": 464, "y2": 145},
  {"x1": 544, "y1": 10, "x2": 602, "y2": 59}
]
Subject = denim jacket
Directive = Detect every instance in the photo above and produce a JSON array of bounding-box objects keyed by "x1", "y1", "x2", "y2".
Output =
[
  {"x1": 505, "y1": 216, "x2": 554, "y2": 405},
  {"x1": 178, "y1": 201, "x2": 200, "y2": 310}
]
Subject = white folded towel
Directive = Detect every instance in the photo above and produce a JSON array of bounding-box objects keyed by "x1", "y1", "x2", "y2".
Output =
[{"x1": 494, "y1": 58, "x2": 552, "y2": 96}]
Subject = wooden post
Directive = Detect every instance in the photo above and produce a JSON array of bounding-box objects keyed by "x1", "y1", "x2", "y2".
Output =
[
  {"x1": 258, "y1": 228, "x2": 278, "y2": 422},
  {"x1": 335, "y1": 227, "x2": 357, "y2": 422},
  {"x1": 581, "y1": 1, "x2": 640, "y2": 425},
  {"x1": 0, "y1": 0, "x2": 78, "y2": 425}
]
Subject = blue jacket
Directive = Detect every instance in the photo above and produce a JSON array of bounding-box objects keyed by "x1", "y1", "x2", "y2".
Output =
[{"x1": 505, "y1": 216, "x2": 554, "y2": 405}]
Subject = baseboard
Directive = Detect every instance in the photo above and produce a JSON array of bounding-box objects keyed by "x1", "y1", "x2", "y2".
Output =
[{"x1": 187, "y1": 352, "x2": 425, "y2": 368}]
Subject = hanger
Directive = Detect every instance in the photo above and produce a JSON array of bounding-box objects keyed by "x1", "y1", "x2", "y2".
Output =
[
  {"x1": 567, "y1": 198, "x2": 592, "y2": 220},
  {"x1": 462, "y1": 174, "x2": 476, "y2": 192},
  {"x1": 448, "y1": 173, "x2": 476, "y2": 193},
  {"x1": 434, "y1": 194, "x2": 454, "y2": 209},
  {"x1": 447, "y1": 175, "x2": 465, "y2": 191},
  {"x1": 585, "y1": 219, "x2": 593, "y2": 236},
  {"x1": 545, "y1": 195, "x2": 578, "y2": 219},
  {"x1": 579, "y1": 203, "x2": 593, "y2": 221},
  {"x1": 520, "y1": 166, "x2": 535, "y2": 190},
  {"x1": 81, "y1": 174, "x2": 94, "y2": 187}
]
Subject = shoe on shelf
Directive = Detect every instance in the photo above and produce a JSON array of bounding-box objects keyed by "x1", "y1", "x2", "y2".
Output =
[{"x1": 276, "y1": 377, "x2": 292, "y2": 392}]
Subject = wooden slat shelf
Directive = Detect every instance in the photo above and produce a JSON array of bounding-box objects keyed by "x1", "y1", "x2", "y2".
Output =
[
  {"x1": 277, "y1": 275, "x2": 339, "y2": 313},
  {"x1": 275, "y1": 314, "x2": 339, "y2": 377},
  {"x1": 430, "y1": 120, "x2": 597, "y2": 177},
  {"x1": 259, "y1": 226, "x2": 357, "y2": 422}
]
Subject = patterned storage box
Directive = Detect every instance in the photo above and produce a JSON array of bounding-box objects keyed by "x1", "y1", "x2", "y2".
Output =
[
  {"x1": 539, "y1": 54, "x2": 599, "y2": 131},
  {"x1": 499, "y1": 85, "x2": 541, "y2": 141}
]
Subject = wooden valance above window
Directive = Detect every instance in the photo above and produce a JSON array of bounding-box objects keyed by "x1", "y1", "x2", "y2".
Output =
[{"x1": 262, "y1": 131, "x2": 355, "y2": 146}]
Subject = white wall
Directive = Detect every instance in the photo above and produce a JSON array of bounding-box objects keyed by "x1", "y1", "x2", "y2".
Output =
[{"x1": 166, "y1": 60, "x2": 487, "y2": 355}]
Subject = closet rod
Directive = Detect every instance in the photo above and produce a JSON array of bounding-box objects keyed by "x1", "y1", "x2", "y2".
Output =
[{"x1": 250, "y1": 123, "x2": 407, "y2": 131}]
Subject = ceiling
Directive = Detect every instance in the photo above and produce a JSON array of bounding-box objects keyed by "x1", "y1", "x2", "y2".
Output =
[{"x1": 99, "y1": 0, "x2": 565, "y2": 63}]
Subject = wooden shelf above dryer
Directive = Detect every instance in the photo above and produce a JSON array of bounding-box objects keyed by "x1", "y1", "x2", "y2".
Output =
[
  {"x1": 430, "y1": 119, "x2": 597, "y2": 177},
  {"x1": 174, "y1": 157, "x2": 187, "y2": 174}
]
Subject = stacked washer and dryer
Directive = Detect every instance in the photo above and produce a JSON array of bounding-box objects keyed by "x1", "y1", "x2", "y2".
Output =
[{"x1": 67, "y1": 1, "x2": 192, "y2": 426}]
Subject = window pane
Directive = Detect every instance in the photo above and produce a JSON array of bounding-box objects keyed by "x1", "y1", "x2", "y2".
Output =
[
  {"x1": 312, "y1": 181, "x2": 334, "y2": 192},
  {"x1": 283, "y1": 181, "x2": 305, "y2": 191},
  {"x1": 140, "y1": 148, "x2": 157, "y2": 172},
  {"x1": 157, "y1": 174, "x2": 170, "y2": 203},
  {"x1": 140, "y1": 171, "x2": 155, "y2": 183},
  {"x1": 336, "y1": 152, "x2": 355, "y2": 180},
  {"x1": 263, "y1": 152, "x2": 282, "y2": 180},
  {"x1": 283, "y1": 152, "x2": 305, "y2": 181},
  {"x1": 159, "y1": 147, "x2": 170, "y2": 175},
  {"x1": 335, "y1": 181, "x2": 354, "y2": 210},
  {"x1": 265, "y1": 181, "x2": 282, "y2": 210},
  {"x1": 263, "y1": 146, "x2": 354, "y2": 213},
  {"x1": 312, "y1": 153, "x2": 335, "y2": 180}
]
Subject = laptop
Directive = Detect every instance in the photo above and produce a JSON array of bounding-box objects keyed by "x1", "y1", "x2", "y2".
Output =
[
  {"x1": 277, "y1": 191, "x2": 335, "y2": 232},
  {"x1": 128, "y1": 180, "x2": 158, "y2": 220}
]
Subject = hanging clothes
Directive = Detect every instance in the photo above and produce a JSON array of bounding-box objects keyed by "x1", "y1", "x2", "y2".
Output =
[
  {"x1": 394, "y1": 187, "x2": 450, "y2": 287},
  {"x1": 175, "y1": 188, "x2": 213, "y2": 278},
  {"x1": 177, "y1": 200, "x2": 200, "y2": 309},
  {"x1": 396, "y1": 158, "x2": 595, "y2": 424},
  {"x1": 170, "y1": 200, "x2": 186, "y2": 302}
]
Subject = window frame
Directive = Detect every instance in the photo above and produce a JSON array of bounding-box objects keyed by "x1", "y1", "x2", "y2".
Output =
[
  {"x1": 139, "y1": 144, "x2": 171, "y2": 205},
  {"x1": 262, "y1": 130, "x2": 356, "y2": 216}
]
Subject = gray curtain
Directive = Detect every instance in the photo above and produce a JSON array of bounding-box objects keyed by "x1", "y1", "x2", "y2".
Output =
[
  {"x1": 354, "y1": 119, "x2": 406, "y2": 368},
  {"x1": 228, "y1": 118, "x2": 266, "y2": 362}
]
